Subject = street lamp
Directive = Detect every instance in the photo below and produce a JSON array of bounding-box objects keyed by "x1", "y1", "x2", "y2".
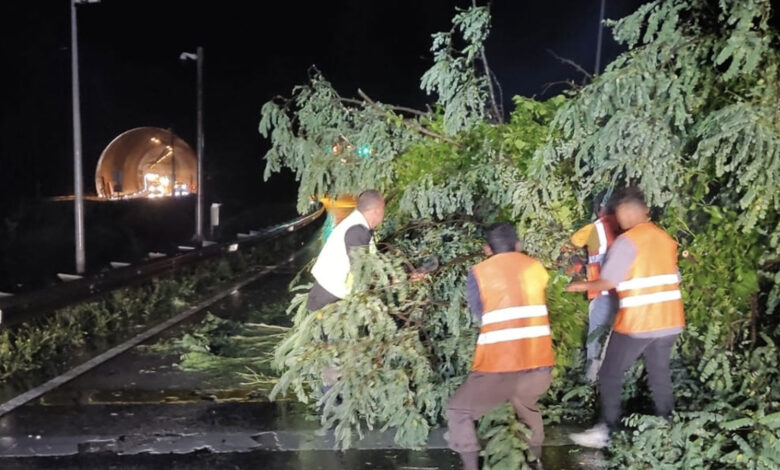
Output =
[
  {"x1": 71, "y1": 0, "x2": 100, "y2": 274},
  {"x1": 594, "y1": 0, "x2": 606, "y2": 75},
  {"x1": 179, "y1": 47, "x2": 204, "y2": 241}
]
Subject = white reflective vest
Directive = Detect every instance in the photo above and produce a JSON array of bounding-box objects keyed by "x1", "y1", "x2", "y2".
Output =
[{"x1": 311, "y1": 210, "x2": 375, "y2": 299}]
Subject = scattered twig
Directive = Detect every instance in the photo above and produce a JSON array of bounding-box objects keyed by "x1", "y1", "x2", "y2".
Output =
[{"x1": 244, "y1": 323, "x2": 290, "y2": 331}]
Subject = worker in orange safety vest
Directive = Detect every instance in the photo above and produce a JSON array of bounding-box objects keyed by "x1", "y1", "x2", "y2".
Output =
[
  {"x1": 565, "y1": 187, "x2": 685, "y2": 449},
  {"x1": 569, "y1": 192, "x2": 621, "y2": 382},
  {"x1": 446, "y1": 223, "x2": 552, "y2": 470}
]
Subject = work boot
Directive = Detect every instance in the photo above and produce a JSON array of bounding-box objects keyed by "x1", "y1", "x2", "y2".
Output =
[
  {"x1": 528, "y1": 445, "x2": 544, "y2": 470},
  {"x1": 569, "y1": 422, "x2": 610, "y2": 449},
  {"x1": 529, "y1": 460, "x2": 545, "y2": 470}
]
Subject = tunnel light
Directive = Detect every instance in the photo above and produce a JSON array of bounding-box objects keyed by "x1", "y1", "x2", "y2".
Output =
[
  {"x1": 173, "y1": 183, "x2": 190, "y2": 197},
  {"x1": 150, "y1": 137, "x2": 161, "y2": 144}
]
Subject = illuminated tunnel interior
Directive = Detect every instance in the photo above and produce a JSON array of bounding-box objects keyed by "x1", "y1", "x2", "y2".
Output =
[{"x1": 95, "y1": 127, "x2": 198, "y2": 199}]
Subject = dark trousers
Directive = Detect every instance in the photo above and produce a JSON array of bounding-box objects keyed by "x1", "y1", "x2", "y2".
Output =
[
  {"x1": 598, "y1": 332, "x2": 678, "y2": 429},
  {"x1": 446, "y1": 369, "x2": 552, "y2": 460},
  {"x1": 306, "y1": 284, "x2": 341, "y2": 388}
]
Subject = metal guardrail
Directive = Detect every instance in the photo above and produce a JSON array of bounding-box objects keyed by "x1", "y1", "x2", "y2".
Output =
[{"x1": 0, "y1": 206, "x2": 324, "y2": 328}]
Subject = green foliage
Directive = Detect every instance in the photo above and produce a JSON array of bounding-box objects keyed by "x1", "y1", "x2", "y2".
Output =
[
  {"x1": 0, "y1": 276, "x2": 191, "y2": 382},
  {"x1": 668, "y1": 206, "x2": 761, "y2": 338},
  {"x1": 259, "y1": 73, "x2": 420, "y2": 214},
  {"x1": 420, "y1": 6, "x2": 492, "y2": 135},
  {"x1": 610, "y1": 329, "x2": 780, "y2": 469},
  {"x1": 271, "y1": 222, "x2": 484, "y2": 449},
  {"x1": 477, "y1": 404, "x2": 534, "y2": 470},
  {"x1": 260, "y1": 0, "x2": 780, "y2": 467},
  {"x1": 0, "y1": 233, "x2": 305, "y2": 385},
  {"x1": 541, "y1": 0, "x2": 780, "y2": 231}
]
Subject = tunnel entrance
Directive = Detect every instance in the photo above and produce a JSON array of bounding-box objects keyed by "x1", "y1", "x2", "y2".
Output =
[{"x1": 95, "y1": 127, "x2": 198, "y2": 199}]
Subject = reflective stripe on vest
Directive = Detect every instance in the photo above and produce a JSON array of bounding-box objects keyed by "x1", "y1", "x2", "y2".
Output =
[
  {"x1": 477, "y1": 324, "x2": 551, "y2": 344},
  {"x1": 612, "y1": 223, "x2": 685, "y2": 335},
  {"x1": 471, "y1": 252, "x2": 554, "y2": 373},
  {"x1": 619, "y1": 289, "x2": 681, "y2": 308},
  {"x1": 586, "y1": 216, "x2": 617, "y2": 299},
  {"x1": 481, "y1": 305, "x2": 548, "y2": 325}
]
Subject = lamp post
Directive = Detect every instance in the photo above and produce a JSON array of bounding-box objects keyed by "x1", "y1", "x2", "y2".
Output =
[
  {"x1": 71, "y1": 0, "x2": 100, "y2": 273},
  {"x1": 594, "y1": 0, "x2": 606, "y2": 75},
  {"x1": 179, "y1": 47, "x2": 204, "y2": 241}
]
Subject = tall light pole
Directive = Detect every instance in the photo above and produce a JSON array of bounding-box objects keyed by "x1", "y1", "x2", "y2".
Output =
[
  {"x1": 594, "y1": 0, "x2": 606, "y2": 75},
  {"x1": 180, "y1": 47, "x2": 204, "y2": 241},
  {"x1": 71, "y1": 0, "x2": 99, "y2": 273}
]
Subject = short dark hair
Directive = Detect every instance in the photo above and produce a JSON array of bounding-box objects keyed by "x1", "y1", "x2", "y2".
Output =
[
  {"x1": 613, "y1": 186, "x2": 647, "y2": 208},
  {"x1": 593, "y1": 190, "x2": 614, "y2": 216},
  {"x1": 357, "y1": 189, "x2": 384, "y2": 211},
  {"x1": 485, "y1": 223, "x2": 518, "y2": 254}
]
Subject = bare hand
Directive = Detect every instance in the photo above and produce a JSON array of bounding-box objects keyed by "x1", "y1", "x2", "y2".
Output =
[
  {"x1": 564, "y1": 282, "x2": 587, "y2": 293},
  {"x1": 410, "y1": 271, "x2": 426, "y2": 282}
]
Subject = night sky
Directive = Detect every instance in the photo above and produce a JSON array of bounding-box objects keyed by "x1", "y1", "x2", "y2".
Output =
[{"x1": 1, "y1": 0, "x2": 694, "y2": 215}]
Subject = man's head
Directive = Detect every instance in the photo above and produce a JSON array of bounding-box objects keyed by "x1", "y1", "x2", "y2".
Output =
[
  {"x1": 483, "y1": 223, "x2": 521, "y2": 256},
  {"x1": 357, "y1": 189, "x2": 385, "y2": 229},
  {"x1": 613, "y1": 186, "x2": 650, "y2": 230},
  {"x1": 593, "y1": 190, "x2": 615, "y2": 218}
]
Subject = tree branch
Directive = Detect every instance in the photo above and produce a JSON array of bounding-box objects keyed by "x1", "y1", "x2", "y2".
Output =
[
  {"x1": 489, "y1": 67, "x2": 505, "y2": 117},
  {"x1": 546, "y1": 49, "x2": 593, "y2": 82},
  {"x1": 358, "y1": 89, "x2": 461, "y2": 147},
  {"x1": 541, "y1": 80, "x2": 578, "y2": 96},
  {"x1": 339, "y1": 96, "x2": 430, "y2": 117},
  {"x1": 480, "y1": 47, "x2": 504, "y2": 124}
]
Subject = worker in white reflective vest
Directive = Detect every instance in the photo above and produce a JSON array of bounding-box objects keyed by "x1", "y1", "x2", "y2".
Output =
[
  {"x1": 447, "y1": 223, "x2": 553, "y2": 470},
  {"x1": 565, "y1": 187, "x2": 685, "y2": 449},
  {"x1": 569, "y1": 193, "x2": 621, "y2": 381},
  {"x1": 307, "y1": 190, "x2": 384, "y2": 311},
  {"x1": 306, "y1": 190, "x2": 384, "y2": 390}
]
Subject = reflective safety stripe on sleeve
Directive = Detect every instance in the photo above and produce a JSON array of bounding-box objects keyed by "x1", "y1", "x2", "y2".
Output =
[{"x1": 588, "y1": 254, "x2": 605, "y2": 264}]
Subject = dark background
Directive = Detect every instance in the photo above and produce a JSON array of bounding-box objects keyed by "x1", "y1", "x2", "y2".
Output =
[
  {"x1": 0, "y1": 0, "x2": 654, "y2": 213},
  {"x1": 2, "y1": 0, "x2": 778, "y2": 281}
]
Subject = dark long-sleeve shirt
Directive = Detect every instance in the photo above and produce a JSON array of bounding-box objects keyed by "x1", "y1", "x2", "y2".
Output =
[{"x1": 465, "y1": 269, "x2": 483, "y2": 322}]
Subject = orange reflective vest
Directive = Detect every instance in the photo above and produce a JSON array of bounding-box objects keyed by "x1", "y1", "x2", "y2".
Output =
[
  {"x1": 613, "y1": 222, "x2": 685, "y2": 335},
  {"x1": 586, "y1": 215, "x2": 619, "y2": 300},
  {"x1": 471, "y1": 252, "x2": 554, "y2": 373}
]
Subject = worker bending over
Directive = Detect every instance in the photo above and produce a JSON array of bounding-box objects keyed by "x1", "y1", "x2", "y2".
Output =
[{"x1": 447, "y1": 223, "x2": 553, "y2": 469}]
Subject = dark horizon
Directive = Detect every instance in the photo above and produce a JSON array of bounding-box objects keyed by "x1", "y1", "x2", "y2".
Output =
[{"x1": 1, "y1": 0, "x2": 739, "y2": 213}]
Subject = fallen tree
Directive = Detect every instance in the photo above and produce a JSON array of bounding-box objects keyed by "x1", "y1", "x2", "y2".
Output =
[{"x1": 261, "y1": 2, "x2": 780, "y2": 468}]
